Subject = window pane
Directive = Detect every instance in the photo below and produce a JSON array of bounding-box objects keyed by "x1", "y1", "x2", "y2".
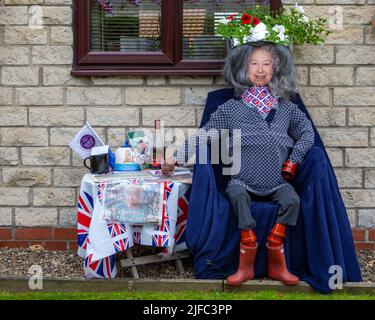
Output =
[
  {"x1": 182, "y1": 0, "x2": 271, "y2": 60},
  {"x1": 91, "y1": 0, "x2": 162, "y2": 52}
]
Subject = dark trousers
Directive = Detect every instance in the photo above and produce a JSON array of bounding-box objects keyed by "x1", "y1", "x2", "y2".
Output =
[{"x1": 225, "y1": 184, "x2": 300, "y2": 230}]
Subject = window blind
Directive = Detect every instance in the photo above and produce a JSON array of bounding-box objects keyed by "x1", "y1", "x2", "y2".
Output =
[{"x1": 91, "y1": 0, "x2": 162, "y2": 52}]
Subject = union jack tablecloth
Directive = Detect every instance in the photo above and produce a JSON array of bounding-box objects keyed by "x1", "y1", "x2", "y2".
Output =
[{"x1": 77, "y1": 173, "x2": 190, "y2": 278}]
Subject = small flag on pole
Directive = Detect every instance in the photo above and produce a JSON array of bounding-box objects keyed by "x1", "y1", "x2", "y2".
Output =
[{"x1": 69, "y1": 122, "x2": 104, "y2": 159}]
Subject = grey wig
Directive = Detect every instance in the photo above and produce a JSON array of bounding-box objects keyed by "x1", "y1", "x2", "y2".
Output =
[{"x1": 222, "y1": 41, "x2": 296, "y2": 100}]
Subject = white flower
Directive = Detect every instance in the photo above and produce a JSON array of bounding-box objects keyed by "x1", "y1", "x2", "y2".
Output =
[
  {"x1": 299, "y1": 15, "x2": 309, "y2": 23},
  {"x1": 232, "y1": 38, "x2": 240, "y2": 47},
  {"x1": 272, "y1": 24, "x2": 286, "y2": 34},
  {"x1": 218, "y1": 17, "x2": 230, "y2": 25},
  {"x1": 272, "y1": 24, "x2": 286, "y2": 42},
  {"x1": 294, "y1": 3, "x2": 305, "y2": 14},
  {"x1": 249, "y1": 22, "x2": 269, "y2": 41}
]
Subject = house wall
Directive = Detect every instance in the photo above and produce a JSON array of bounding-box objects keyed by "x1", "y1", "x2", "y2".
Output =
[{"x1": 0, "y1": 0, "x2": 374, "y2": 250}]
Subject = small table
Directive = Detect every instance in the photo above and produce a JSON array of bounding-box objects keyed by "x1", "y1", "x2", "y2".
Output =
[{"x1": 77, "y1": 170, "x2": 191, "y2": 279}]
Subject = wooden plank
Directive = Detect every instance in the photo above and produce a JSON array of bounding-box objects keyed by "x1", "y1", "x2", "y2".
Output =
[
  {"x1": 175, "y1": 259, "x2": 185, "y2": 275},
  {"x1": 126, "y1": 249, "x2": 139, "y2": 279},
  {"x1": 120, "y1": 251, "x2": 190, "y2": 268}
]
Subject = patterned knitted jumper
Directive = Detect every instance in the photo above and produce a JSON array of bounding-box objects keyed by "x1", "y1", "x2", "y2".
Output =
[{"x1": 175, "y1": 89, "x2": 315, "y2": 196}]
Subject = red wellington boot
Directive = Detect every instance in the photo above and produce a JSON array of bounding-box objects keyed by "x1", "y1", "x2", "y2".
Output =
[
  {"x1": 227, "y1": 243, "x2": 258, "y2": 286},
  {"x1": 267, "y1": 243, "x2": 299, "y2": 285}
]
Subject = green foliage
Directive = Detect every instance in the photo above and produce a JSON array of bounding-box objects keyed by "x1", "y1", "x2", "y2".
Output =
[
  {"x1": 0, "y1": 290, "x2": 374, "y2": 300},
  {"x1": 217, "y1": 5, "x2": 331, "y2": 46}
]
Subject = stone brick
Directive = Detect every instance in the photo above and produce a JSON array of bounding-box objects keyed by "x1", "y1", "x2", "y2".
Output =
[
  {"x1": 342, "y1": 190, "x2": 375, "y2": 208},
  {"x1": 3, "y1": 168, "x2": 51, "y2": 187},
  {"x1": 51, "y1": 26, "x2": 73, "y2": 45},
  {"x1": 342, "y1": 6, "x2": 375, "y2": 25},
  {"x1": 283, "y1": 0, "x2": 314, "y2": 3},
  {"x1": 87, "y1": 108, "x2": 139, "y2": 126},
  {"x1": 0, "y1": 108, "x2": 28, "y2": 126},
  {"x1": 72, "y1": 151, "x2": 84, "y2": 167},
  {"x1": 295, "y1": 67, "x2": 308, "y2": 86},
  {"x1": 346, "y1": 209, "x2": 356, "y2": 228},
  {"x1": 43, "y1": 67, "x2": 89, "y2": 86},
  {"x1": 309, "y1": 108, "x2": 346, "y2": 127},
  {"x1": 0, "y1": 88, "x2": 12, "y2": 105},
  {"x1": 0, "y1": 188, "x2": 29, "y2": 206},
  {"x1": 0, "y1": 46, "x2": 29, "y2": 65},
  {"x1": 365, "y1": 170, "x2": 375, "y2": 188},
  {"x1": 107, "y1": 128, "x2": 126, "y2": 148},
  {"x1": 5, "y1": 0, "x2": 44, "y2": 3},
  {"x1": 15, "y1": 208, "x2": 57, "y2": 226},
  {"x1": 67, "y1": 87, "x2": 122, "y2": 105},
  {"x1": 44, "y1": 0, "x2": 71, "y2": 4},
  {"x1": 297, "y1": 87, "x2": 330, "y2": 106},
  {"x1": 32, "y1": 46, "x2": 73, "y2": 64},
  {"x1": 372, "y1": 128, "x2": 375, "y2": 147},
  {"x1": 33, "y1": 188, "x2": 75, "y2": 206},
  {"x1": 0, "y1": 208, "x2": 13, "y2": 226},
  {"x1": 49, "y1": 127, "x2": 81, "y2": 146},
  {"x1": 16, "y1": 87, "x2": 63, "y2": 106},
  {"x1": 318, "y1": 128, "x2": 368, "y2": 147},
  {"x1": 126, "y1": 87, "x2": 180, "y2": 105},
  {"x1": 42, "y1": 6, "x2": 72, "y2": 25},
  {"x1": 315, "y1": 0, "x2": 365, "y2": 3},
  {"x1": 310, "y1": 67, "x2": 353, "y2": 86},
  {"x1": 357, "y1": 67, "x2": 375, "y2": 86},
  {"x1": 4, "y1": 26, "x2": 47, "y2": 44},
  {"x1": 59, "y1": 207, "x2": 77, "y2": 226},
  {"x1": 29, "y1": 108, "x2": 84, "y2": 126},
  {"x1": 334, "y1": 88, "x2": 375, "y2": 106},
  {"x1": 91, "y1": 77, "x2": 143, "y2": 85},
  {"x1": 214, "y1": 76, "x2": 226, "y2": 85},
  {"x1": 325, "y1": 26, "x2": 364, "y2": 45},
  {"x1": 336, "y1": 46, "x2": 375, "y2": 65},
  {"x1": 53, "y1": 168, "x2": 86, "y2": 187},
  {"x1": 142, "y1": 107, "x2": 196, "y2": 126},
  {"x1": 2, "y1": 67, "x2": 39, "y2": 86},
  {"x1": 293, "y1": 46, "x2": 334, "y2": 64},
  {"x1": 358, "y1": 210, "x2": 375, "y2": 228},
  {"x1": 326, "y1": 148, "x2": 343, "y2": 167},
  {"x1": 0, "y1": 7, "x2": 28, "y2": 25},
  {"x1": 185, "y1": 87, "x2": 213, "y2": 106},
  {"x1": 334, "y1": 169, "x2": 363, "y2": 188},
  {"x1": 50, "y1": 127, "x2": 106, "y2": 146},
  {"x1": 146, "y1": 77, "x2": 166, "y2": 86},
  {"x1": 0, "y1": 147, "x2": 19, "y2": 165},
  {"x1": 22, "y1": 147, "x2": 70, "y2": 166},
  {"x1": 345, "y1": 149, "x2": 375, "y2": 167},
  {"x1": 169, "y1": 76, "x2": 213, "y2": 85},
  {"x1": 349, "y1": 108, "x2": 375, "y2": 126},
  {"x1": 0, "y1": 128, "x2": 48, "y2": 146},
  {"x1": 365, "y1": 26, "x2": 375, "y2": 44}
]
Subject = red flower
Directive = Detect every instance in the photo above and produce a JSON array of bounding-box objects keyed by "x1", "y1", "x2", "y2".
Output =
[
  {"x1": 251, "y1": 16, "x2": 260, "y2": 26},
  {"x1": 227, "y1": 13, "x2": 237, "y2": 21},
  {"x1": 241, "y1": 13, "x2": 251, "y2": 25}
]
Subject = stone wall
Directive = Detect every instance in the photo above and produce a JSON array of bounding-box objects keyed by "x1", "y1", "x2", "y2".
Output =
[{"x1": 0, "y1": 0, "x2": 374, "y2": 250}]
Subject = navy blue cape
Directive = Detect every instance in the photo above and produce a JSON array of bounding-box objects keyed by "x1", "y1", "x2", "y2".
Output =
[{"x1": 185, "y1": 88, "x2": 362, "y2": 293}]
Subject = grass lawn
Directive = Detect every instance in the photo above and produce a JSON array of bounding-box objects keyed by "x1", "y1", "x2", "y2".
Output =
[{"x1": 0, "y1": 290, "x2": 374, "y2": 300}]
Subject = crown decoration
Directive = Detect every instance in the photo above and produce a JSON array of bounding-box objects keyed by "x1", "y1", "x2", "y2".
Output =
[{"x1": 217, "y1": 4, "x2": 330, "y2": 48}]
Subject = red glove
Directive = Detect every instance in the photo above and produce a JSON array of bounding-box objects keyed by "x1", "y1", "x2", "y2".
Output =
[{"x1": 281, "y1": 160, "x2": 298, "y2": 180}]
